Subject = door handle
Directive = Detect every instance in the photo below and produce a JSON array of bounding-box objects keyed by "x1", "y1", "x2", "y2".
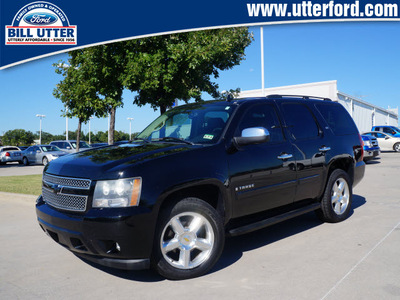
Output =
[
  {"x1": 277, "y1": 153, "x2": 293, "y2": 160},
  {"x1": 319, "y1": 146, "x2": 331, "y2": 152}
]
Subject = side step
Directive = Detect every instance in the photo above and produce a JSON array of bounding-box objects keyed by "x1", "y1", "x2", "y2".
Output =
[{"x1": 228, "y1": 202, "x2": 321, "y2": 237}]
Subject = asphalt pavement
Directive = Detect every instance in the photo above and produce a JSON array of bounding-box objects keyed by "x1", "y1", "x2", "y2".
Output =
[{"x1": 0, "y1": 152, "x2": 399, "y2": 299}]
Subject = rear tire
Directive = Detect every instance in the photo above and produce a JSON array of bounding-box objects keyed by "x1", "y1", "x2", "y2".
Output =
[
  {"x1": 316, "y1": 169, "x2": 352, "y2": 223},
  {"x1": 152, "y1": 197, "x2": 225, "y2": 280},
  {"x1": 393, "y1": 143, "x2": 400, "y2": 152}
]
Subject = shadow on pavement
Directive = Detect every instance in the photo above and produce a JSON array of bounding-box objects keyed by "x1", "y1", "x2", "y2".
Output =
[{"x1": 79, "y1": 194, "x2": 367, "y2": 281}]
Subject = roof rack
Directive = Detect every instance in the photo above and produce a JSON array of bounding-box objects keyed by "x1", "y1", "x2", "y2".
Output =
[{"x1": 265, "y1": 94, "x2": 332, "y2": 101}]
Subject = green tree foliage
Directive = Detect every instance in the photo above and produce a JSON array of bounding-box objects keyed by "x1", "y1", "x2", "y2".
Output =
[
  {"x1": 123, "y1": 28, "x2": 253, "y2": 114},
  {"x1": 2, "y1": 129, "x2": 35, "y2": 146},
  {"x1": 54, "y1": 44, "x2": 126, "y2": 146}
]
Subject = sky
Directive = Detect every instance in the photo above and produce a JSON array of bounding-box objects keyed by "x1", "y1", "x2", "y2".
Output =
[{"x1": 1, "y1": 21, "x2": 400, "y2": 138}]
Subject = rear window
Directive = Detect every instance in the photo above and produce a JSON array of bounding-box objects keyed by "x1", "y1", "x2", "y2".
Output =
[
  {"x1": 315, "y1": 103, "x2": 358, "y2": 135},
  {"x1": 2, "y1": 147, "x2": 19, "y2": 151}
]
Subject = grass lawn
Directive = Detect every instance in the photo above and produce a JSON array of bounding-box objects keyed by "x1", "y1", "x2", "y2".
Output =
[{"x1": 0, "y1": 174, "x2": 42, "y2": 195}]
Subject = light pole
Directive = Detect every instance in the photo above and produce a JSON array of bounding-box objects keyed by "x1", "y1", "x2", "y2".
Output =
[
  {"x1": 36, "y1": 114, "x2": 46, "y2": 145},
  {"x1": 127, "y1": 117, "x2": 134, "y2": 140}
]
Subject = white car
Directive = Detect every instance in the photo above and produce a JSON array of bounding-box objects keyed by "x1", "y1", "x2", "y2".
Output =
[
  {"x1": 0, "y1": 146, "x2": 22, "y2": 165},
  {"x1": 362, "y1": 131, "x2": 400, "y2": 152}
]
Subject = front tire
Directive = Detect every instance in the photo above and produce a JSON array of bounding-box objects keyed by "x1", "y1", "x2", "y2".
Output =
[
  {"x1": 152, "y1": 198, "x2": 225, "y2": 280},
  {"x1": 22, "y1": 157, "x2": 29, "y2": 166},
  {"x1": 393, "y1": 143, "x2": 400, "y2": 152},
  {"x1": 42, "y1": 157, "x2": 49, "y2": 166},
  {"x1": 316, "y1": 169, "x2": 352, "y2": 223}
]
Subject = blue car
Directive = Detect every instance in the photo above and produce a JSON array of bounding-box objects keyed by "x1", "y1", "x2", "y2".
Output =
[
  {"x1": 361, "y1": 135, "x2": 380, "y2": 161},
  {"x1": 371, "y1": 125, "x2": 400, "y2": 137}
]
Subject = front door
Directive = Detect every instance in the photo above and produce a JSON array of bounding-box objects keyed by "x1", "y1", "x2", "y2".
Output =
[{"x1": 228, "y1": 103, "x2": 297, "y2": 218}]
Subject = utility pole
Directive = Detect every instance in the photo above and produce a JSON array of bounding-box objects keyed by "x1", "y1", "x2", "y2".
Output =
[
  {"x1": 127, "y1": 117, "x2": 134, "y2": 140},
  {"x1": 36, "y1": 114, "x2": 46, "y2": 144},
  {"x1": 261, "y1": 26, "x2": 265, "y2": 96}
]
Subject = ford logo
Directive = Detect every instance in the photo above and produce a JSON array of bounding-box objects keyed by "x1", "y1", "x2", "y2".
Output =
[{"x1": 23, "y1": 13, "x2": 58, "y2": 25}]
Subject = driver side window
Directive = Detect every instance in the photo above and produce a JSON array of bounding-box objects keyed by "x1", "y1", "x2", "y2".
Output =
[{"x1": 237, "y1": 104, "x2": 284, "y2": 143}]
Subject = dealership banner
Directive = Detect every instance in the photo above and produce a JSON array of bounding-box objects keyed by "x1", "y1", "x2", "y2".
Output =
[{"x1": 1, "y1": 0, "x2": 399, "y2": 69}]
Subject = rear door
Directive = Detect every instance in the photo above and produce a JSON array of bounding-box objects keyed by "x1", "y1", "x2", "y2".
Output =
[
  {"x1": 278, "y1": 102, "x2": 329, "y2": 201},
  {"x1": 228, "y1": 103, "x2": 297, "y2": 218}
]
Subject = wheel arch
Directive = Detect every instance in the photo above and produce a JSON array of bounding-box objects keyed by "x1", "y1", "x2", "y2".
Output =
[
  {"x1": 327, "y1": 156, "x2": 355, "y2": 185},
  {"x1": 155, "y1": 180, "x2": 230, "y2": 225}
]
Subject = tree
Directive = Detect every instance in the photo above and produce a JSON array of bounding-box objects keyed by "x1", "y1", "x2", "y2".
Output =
[
  {"x1": 54, "y1": 62, "x2": 98, "y2": 151},
  {"x1": 63, "y1": 45, "x2": 125, "y2": 144},
  {"x1": 2, "y1": 129, "x2": 34, "y2": 146},
  {"x1": 123, "y1": 28, "x2": 253, "y2": 114}
]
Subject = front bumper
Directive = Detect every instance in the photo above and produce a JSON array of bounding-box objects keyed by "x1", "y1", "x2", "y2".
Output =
[
  {"x1": 36, "y1": 195, "x2": 156, "y2": 270},
  {"x1": 363, "y1": 147, "x2": 380, "y2": 159}
]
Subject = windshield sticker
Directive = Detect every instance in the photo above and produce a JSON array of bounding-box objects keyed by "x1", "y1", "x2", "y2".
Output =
[{"x1": 203, "y1": 134, "x2": 214, "y2": 140}]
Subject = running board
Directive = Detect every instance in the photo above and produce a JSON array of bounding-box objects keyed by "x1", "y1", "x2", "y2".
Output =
[{"x1": 228, "y1": 202, "x2": 321, "y2": 237}]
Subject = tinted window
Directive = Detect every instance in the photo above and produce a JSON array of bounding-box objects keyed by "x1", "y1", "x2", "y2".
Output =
[
  {"x1": 237, "y1": 104, "x2": 284, "y2": 143},
  {"x1": 281, "y1": 103, "x2": 319, "y2": 140},
  {"x1": 315, "y1": 103, "x2": 358, "y2": 135}
]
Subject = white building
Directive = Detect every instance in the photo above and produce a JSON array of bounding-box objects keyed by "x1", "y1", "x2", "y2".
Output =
[{"x1": 239, "y1": 80, "x2": 399, "y2": 133}]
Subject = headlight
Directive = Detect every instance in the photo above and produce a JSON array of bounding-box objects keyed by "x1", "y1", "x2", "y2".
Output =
[
  {"x1": 93, "y1": 177, "x2": 142, "y2": 208},
  {"x1": 364, "y1": 141, "x2": 371, "y2": 147}
]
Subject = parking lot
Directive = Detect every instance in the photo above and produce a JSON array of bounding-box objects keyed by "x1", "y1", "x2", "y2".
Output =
[
  {"x1": 0, "y1": 163, "x2": 44, "y2": 176},
  {"x1": 0, "y1": 152, "x2": 399, "y2": 299}
]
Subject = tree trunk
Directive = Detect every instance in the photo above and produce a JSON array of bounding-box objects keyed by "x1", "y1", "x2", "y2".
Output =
[
  {"x1": 108, "y1": 107, "x2": 116, "y2": 144},
  {"x1": 76, "y1": 120, "x2": 82, "y2": 152},
  {"x1": 160, "y1": 104, "x2": 167, "y2": 115}
]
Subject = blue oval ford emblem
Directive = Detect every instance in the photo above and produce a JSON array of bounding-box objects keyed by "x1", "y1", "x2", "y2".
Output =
[{"x1": 23, "y1": 13, "x2": 58, "y2": 25}]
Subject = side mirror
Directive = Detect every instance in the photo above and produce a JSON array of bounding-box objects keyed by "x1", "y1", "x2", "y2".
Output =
[
  {"x1": 234, "y1": 127, "x2": 270, "y2": 146},
  {"x1": 36, "y1": 150, "x2": 41, "y2": 153},
  {"x1": 385, "y1": 136, "x2": 390, "y2": 140},
  {"x1": 66, "y1": 146, "x2": 71, "y2": 149}
]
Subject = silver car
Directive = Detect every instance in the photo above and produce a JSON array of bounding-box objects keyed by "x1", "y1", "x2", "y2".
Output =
[
  {"x1": 49, "y1": 140, "x2": 91, "y2": 153},
  {"x1": 21, "y1": 145, "x2": 68, "y2": 166},
  {"x1": 0, "y1": 146, "x2": 22, "y2": 165}
]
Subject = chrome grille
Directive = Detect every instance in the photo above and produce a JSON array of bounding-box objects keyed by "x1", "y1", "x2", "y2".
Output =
[
  {"x1": 42, "y1": 187, "x2": 88, "y2": 212},
  {"x1": 43, "y1": 173, "x2": 91, "y2": 189},
  {"x1": 42, "y1": 174, "x2": 91, "y2": 212},
  {"x1": 370, "y1": 137, "x2": 378, "y2": 147}
]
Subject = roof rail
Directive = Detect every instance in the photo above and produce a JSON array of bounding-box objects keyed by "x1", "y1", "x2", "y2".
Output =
[{"x1": 265, "y1": 94, "x2": 332, "y2": 101}]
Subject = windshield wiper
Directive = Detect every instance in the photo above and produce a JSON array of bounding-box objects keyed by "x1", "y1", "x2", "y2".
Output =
[{"x1": 153, "y1": 137, "x2": 195, "y2": 145}]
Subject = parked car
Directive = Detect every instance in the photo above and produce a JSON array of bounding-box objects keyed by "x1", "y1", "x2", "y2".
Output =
[
  {"x1": 0, "y1": 146, "x2": 22, "y2": 165},
  {"x1": 36, "y1": 96, "x2": 365, "y2": 280},
  {"x1": 21, "y1": 145, "x2": 68, "y2": 166},
  {"x1": 361, "y1": 135, "x2": 380, "y2": 161},
  {"x1": 49, "y1": 140, "x2": 91, "y2": 153},
  {"x1": 363, "y1": 131, "x2": 400, "y2": 152},
  {"x1": 371, "y1": 125, "x2": 400, "y2": 137}
]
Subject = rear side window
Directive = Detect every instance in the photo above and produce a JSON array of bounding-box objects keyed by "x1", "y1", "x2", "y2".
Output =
[
  {"x1": 315, "y1": 103, "x2": 358, "y2": 135},
  {"x1": 281, "y1": 103, "x2": 319, "y2": 140}
]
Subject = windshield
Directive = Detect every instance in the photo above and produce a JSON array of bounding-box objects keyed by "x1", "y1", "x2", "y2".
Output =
[
  {"x1": 390, "y1": 126, "x2": 400, "y2": 133},
  {"x1": 71, "y1": 141, "x2": 91, "y2": 149},
  {"x1": 41, "y1": 146, "x2": 61, "y2": 152},
  {"x1": 137, "y1": 103, "x2": 235, "y2": 144}
]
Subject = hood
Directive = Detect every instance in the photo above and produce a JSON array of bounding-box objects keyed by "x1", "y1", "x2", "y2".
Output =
[{"x1": 44, "y1": 142, "x2": 197, "y2": 179}]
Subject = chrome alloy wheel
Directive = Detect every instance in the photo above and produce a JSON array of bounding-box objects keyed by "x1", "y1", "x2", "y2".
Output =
[
  {"x1": 160, "y1": 212, "x2": 215, "y2": 270},
  {"x1": 331, "y1": 178, "x2": 350, "y2": 215}
]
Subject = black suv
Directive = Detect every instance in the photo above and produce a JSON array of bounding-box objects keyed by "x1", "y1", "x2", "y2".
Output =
[{"x1": 36, "y1": 96, "x2": 365, "y2": 279}]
